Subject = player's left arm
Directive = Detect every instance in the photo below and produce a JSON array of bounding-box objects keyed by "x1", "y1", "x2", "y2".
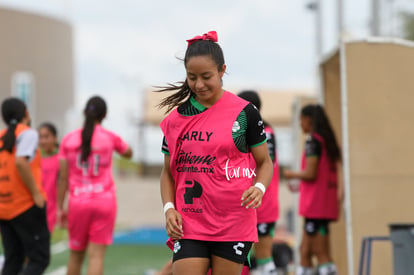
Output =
[
  {"x1": 113, "y1": 133, "x2": 133, "y2": 159},
  {"x1": 240, "y1": 104, "x2": 273, "y2": 208}
]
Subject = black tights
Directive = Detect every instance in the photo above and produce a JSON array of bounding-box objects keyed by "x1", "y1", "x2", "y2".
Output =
[{"x1": 0, "y1": 205, "x2": 50, "y2": 275}]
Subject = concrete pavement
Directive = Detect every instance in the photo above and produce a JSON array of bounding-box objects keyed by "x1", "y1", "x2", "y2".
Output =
[{"x1": 115, "y1": 175, "x2": 165, "y2": 229}]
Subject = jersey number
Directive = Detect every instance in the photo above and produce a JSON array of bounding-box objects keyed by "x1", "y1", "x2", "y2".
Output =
[{"x1": 76, "y1": 153, "x2": 100, "y2": 176}]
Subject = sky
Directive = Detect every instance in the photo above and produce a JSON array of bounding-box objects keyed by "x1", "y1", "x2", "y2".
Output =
[
  {"x1": 3, "y1": 0, "x2": 414, "y2": 93},
  {"x1": 75, "y1": 0, "x2": 319, "y2": 93},
  {"x1": 1, "y1": 0, "x2": 413, "y2": 163},
  {"x1": 0, "y1": 0, "x2": 375, "y2": 92}
]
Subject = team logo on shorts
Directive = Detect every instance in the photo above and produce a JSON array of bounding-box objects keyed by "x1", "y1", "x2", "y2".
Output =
[
  {"x1": 233, "y1": 242, "x2": 245, "y2": 255},
  {"x1": 174, "y1": 241, "x2": 181, "y2": 253},
  {"x1": 306, "y1": 221, "x2": 315, "y2": 233},
  {"x1": 258, "y1": 223, "x2": 268, "y2": 234}
]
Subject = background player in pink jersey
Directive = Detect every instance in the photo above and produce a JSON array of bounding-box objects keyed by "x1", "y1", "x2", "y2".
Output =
[
  {"x1": 238, "y1": 90, "x2": 280, "y2": 275},
  {"x1": 283, "y1": 104, "x2": 343, "y2": 275},
  {"x1": 156, "y1": 31, "x2": 273, "y2": 275},
  {"x1": 58, "y1": 96, "x2": 132, "y2": 275},
  {"x1": 38, "y1": 122, "x2": 60, "y2": 233}
]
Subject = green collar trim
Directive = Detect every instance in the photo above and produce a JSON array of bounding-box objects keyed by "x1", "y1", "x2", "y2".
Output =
[
  {"x1": 190, "y1": 96, "x2": 207, "y2": 112},
  {"x1": 41, "y1": 148, "x2": 59, "y2": 157}
]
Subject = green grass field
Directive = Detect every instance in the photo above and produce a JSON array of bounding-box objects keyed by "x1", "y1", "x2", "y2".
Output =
[
  {"x1": 46, "y1": 244, "x2": 172, "y2": 275},
  {"x1": 0, "y1": 229, "x2": 172, "y2": 275},
  {"x1": 46, "y1": 229, "x2": 172, "y2": 275}
]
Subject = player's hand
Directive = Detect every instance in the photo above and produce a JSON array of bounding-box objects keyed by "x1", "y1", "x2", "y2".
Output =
[
  {"x1": 241, "y1": 186, "x2": 264, "y2": 209},
  {"x1": 165, "y1": 209, "x2": 184, "y2": 240},
  {"x1": 33, "y1": 192, "x2": 45, "y2": 208},
  {"x1": 57, "y1": 209, "x2": 68, "y2": 228},
  {"x1": 287, "y1": 180, "x2": 300, "y2": 193}
]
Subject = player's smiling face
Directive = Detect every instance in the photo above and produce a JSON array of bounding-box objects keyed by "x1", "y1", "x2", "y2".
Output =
[{"x1": 186, "y1": 55, "x2": 226, "y2": 108}]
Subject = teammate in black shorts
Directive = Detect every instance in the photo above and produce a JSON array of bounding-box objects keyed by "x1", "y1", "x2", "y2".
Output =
[
  {"x1": 284, "y1": 104, "x2": 343, "y2": 275},
  {"x1": 238, "y1": 90, "x2": 279, "y2": 275}
]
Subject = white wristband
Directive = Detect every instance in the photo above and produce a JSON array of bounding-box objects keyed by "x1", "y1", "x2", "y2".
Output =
[
  {"x1": 163, "y1": 202, "x2": 175, "y2": 214},
  {"x1": 254, "y1": 182, "x2": 266, "y2": 194}
]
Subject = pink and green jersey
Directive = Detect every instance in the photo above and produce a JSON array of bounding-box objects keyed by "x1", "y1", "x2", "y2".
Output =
[
  {"x1": 41, "y1": 152, "x2": 59, "y2": 232},
  {"x1": 59, "y1": 124, "x2": 129, "y2": 198},
  {"x1": 161, "y1": 91, "x2": 258, "y2": 243},
  {"x1": 299, "y1": 133, "x2": 338, "y2": 220}
]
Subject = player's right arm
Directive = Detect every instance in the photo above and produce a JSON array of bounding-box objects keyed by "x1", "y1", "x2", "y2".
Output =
[
  {"x1": 15, "y1": 129, "x2": 45, "y2": 208},
  {"x1": 16, "y1": 156, "x2": 45, "y2": 208},
  {"x1": 57, "y1": 138, "x2": 69, "y2": 227},
  {"x1": 57, "y1": 159, "x2": 68, "y2": 211},
  {"x1": 284, "y1": 136, "x2": 320, "y2": 182},
  {"x1": 161, "y1": 154, "x2": 183, "y2": 239}
]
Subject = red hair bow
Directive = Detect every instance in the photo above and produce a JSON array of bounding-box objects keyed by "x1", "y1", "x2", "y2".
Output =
[{"x1": 186, "y1": 31, "x2": 218, "y2": 46}]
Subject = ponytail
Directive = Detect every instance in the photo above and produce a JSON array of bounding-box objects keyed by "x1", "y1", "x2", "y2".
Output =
[
  {"x1": 156, "y1": 80, "x2": 193, "y2": 113},
  {"x1": 80, "y1": 96, "x2": 107, "y2": 162},
  {"x1": 0, "y1": 98, "x2": 27, "y2": 153},
  {"x1": 1, "y1": 120, "x2": 19, "y2": 153},
  {"x1": 81, "y1": 112, "x2": 96, "y2": 162}
]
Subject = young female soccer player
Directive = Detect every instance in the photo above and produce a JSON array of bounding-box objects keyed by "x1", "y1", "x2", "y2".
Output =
[
  {"x1": 238, "y1": 90, "x2": 280, "y2": 275},
  {"x1": 0, "y1": 97, "x2": 50, "y2": 275},
  {"x1": 58, "y1": 96, "x2": 132, "y2": 275},
  {"x1": 283, "y1": 104, "x2": 343, "y2": 275},
  {"x1": 157, "y1": 31, "x2": 274, "y2": 275},
  {"x1": 38, "y1": 122, "x2": 60, "y2": 232}
]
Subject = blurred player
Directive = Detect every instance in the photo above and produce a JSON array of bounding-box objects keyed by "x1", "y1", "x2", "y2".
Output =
[
  {"x1": 238, "y1": 90, "x2": 280, "y2": 275},
  {"x1": 0, "y1": 97, "x2": 50, "y2": 275},
  {"x1": 284, "y1": 104, "x2": 343, "y2": 275},
  {"x1": 38, "y1": 122, "x2": 60, "y2": 232},
  {"x1": 58, "y1": 95, "x2": 132, "y2": 275}
]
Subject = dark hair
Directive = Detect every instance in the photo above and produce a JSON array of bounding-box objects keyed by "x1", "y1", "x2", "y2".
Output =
[
  {"x1": 156, "y1": 39, "x2": 225, "y2": 113},
  {"x1": 0, "y1": 98, "x2": 27, "y2": 153},
  {"x1": 238, "y1": 90, "x2": 262, "y2": 110},
  {"x1": 38, "y1": 122, "x2": 57, "y2": 137},
  {"x1": 301, "y1": 104, "x2": 341, "y2": 162},
  {"x1": 80, "y1": 96, "x2": 107, "y2": 162}
]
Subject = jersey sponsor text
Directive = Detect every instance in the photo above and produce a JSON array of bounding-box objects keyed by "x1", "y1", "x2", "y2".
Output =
[
  {"x1": 178, "y1": 131, "x2": 213, "y2": 143},
  {"x1": 222, "y1": 159, "x2": 256, "y2": 181}
]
